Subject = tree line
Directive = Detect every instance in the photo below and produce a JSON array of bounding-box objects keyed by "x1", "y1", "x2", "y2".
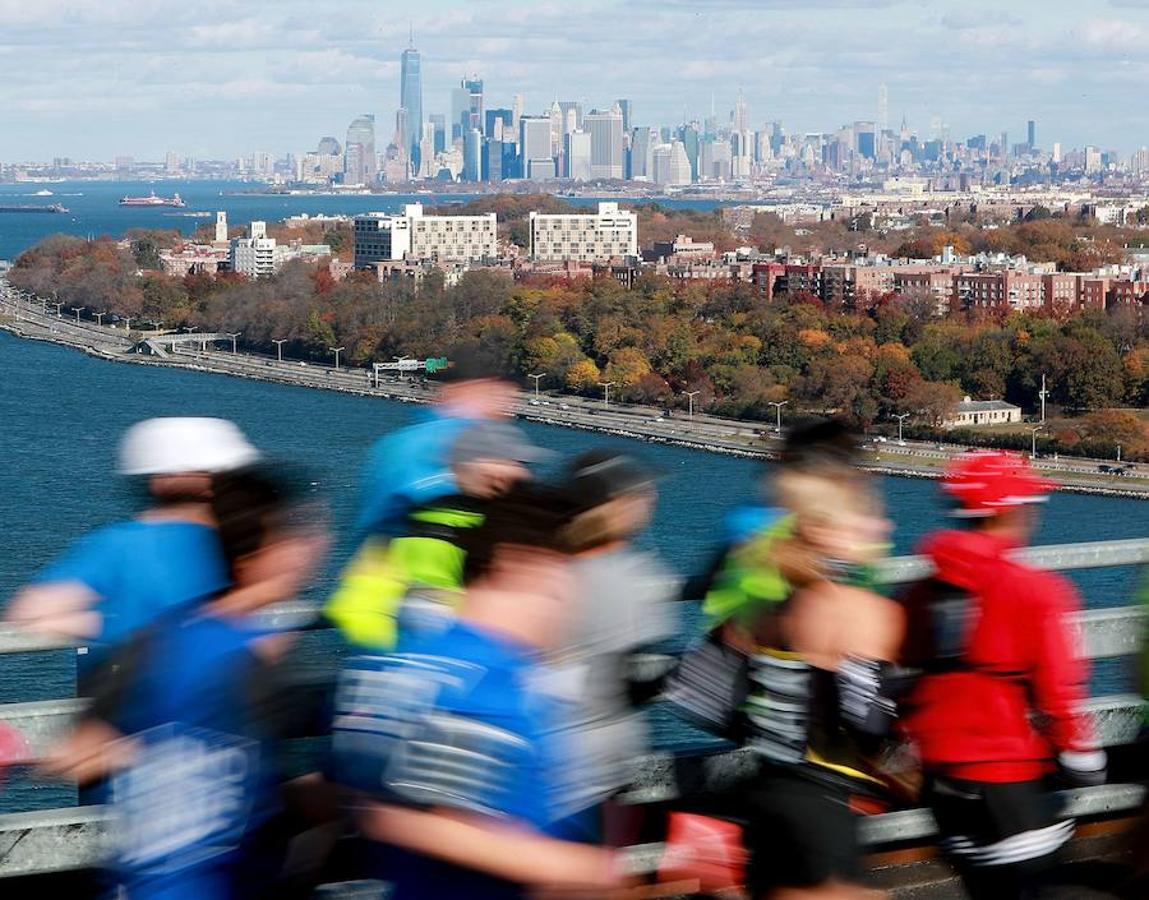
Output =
[{"x1": 9, "y1": 228, "x2": 1149, "y2": 460}]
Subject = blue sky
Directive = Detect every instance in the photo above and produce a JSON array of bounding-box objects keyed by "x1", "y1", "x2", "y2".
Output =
[{"x1": 2, "y1": 0, "x2": 1148, "y2": 161}]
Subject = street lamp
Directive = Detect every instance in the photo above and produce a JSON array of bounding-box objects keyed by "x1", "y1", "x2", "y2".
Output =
[
  {"x1": 330, "y1": 346, "x2": 346, "y2": 370},
  {"x1": 123, "y1": 317, "x2": 133, "y2": 331},
  {"x1": 598, "y1": 381, "x2": 617, "y2": 408},
  {"x1": 272, "y1": 339, "x2": 287, "y2": 362},
  {"x1": 1117, "y1": 443, "x2": 1122, "y2": 463},
  {"x1": 684, "y1": 390, "x2": 701, "y2": 422},
  {"x1": 1029, "y1": 425, "x2": 1044, "y2": 458},
  {"x1": 93, "y1": 311, "x2": 106, "y2": 326},
  {"x1": 767, "y1": 400, "x2": 789, "y2": 435},
  {"x1": 226, "y1": 332, "x2": 242, "y2": 353},
  {"x1": 51, "y1": 302, "x2": 64, "y2": 318},
  {"x1": 527, "y1": 373, "x2": 546, "y2": 400},
  {"x1": 181, "y1": 325, "x2": 198, "y2": 334},
  {"x1": 893, "y1": 412, "x2": 911, "y2": 445},
  {"x1": 73, "y1": 307, "x2": 86, "y2": 323}
]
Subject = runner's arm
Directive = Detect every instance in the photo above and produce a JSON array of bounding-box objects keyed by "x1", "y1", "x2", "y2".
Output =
[{"x1": 357, "y1": 801, "x2": 623, "y2": 890}]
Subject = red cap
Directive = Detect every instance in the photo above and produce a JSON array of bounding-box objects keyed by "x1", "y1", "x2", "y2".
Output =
[{"x1": 943, "y1": 450, "x2": 1054, "y2": 517}]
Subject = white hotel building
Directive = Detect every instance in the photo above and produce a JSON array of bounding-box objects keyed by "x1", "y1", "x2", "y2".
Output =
[
  {"x1": 353, "y1": 203, "x2": 498, "y2": 267},
  {"x1": 528, "y1": 202, "x2": 638, "y2": 263}
]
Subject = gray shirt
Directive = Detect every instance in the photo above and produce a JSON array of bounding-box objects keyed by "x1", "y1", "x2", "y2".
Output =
[{"x1": 536, "y1": 548, "x2": 679, "y2": 816}]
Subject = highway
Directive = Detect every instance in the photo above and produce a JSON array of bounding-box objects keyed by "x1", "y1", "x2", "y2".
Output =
[{"x1": 2, "y1": 277, "x2": 1146, "y2": 496}]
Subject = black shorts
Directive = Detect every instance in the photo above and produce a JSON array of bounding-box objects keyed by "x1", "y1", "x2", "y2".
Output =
[
  {"x1": 924, "y1": 775, "x2": 1071, "y2": 877},
  {"x1": 743, "y1": 768, "x2": 861, "y2": 892}
]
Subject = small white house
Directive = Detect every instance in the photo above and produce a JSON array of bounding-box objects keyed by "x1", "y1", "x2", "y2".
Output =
[{"x1": 943, "y1": 396, "x2": 1023, "y2": 428}]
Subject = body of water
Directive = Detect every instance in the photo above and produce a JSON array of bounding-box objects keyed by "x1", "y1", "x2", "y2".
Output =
[
  {"x1": 0, "y1": 180, "x2": 728, "y2": 261},
  {"x1": 0, "y1": 331, "x2": 1144, "y2": 811}
]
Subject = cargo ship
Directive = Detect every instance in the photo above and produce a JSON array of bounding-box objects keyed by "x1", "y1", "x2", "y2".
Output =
[
  {"x1": 0, "y1": 203, "x2": 69, "y2": 214},
  {"x1": 119, "y1": 191, "x2": 186, "y2": 208}
]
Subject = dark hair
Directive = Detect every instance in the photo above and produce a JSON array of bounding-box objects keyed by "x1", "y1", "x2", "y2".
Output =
[
  {"x1": 460, "y1": 483, "x2": 578, "y2": 585},
  {"x1": 211, "y1": 464, "x2": 303, "y2": 580},
  {"x1": 439, "y1": 342, "x2": 510, "y2": 383},
  {"x1": 780, "y1": 418, "x2": 857, "y2": 473}
]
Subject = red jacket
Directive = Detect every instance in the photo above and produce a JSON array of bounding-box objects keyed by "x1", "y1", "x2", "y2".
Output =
[{"x1": 899, "y1": 529, "x2": 1096, "y2": 783}]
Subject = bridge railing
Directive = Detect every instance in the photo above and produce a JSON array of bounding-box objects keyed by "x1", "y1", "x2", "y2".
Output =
[{"x1": 0, "y1": 538, "x2": 1145, "y2": 880}]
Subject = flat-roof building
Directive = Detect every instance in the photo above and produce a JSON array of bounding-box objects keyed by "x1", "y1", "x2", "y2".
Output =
[
  {"x1": 354, "y1": 203, "x2": 498, "y2": 267},
  {"x1": 528, "y1": 201, "x2": 637, "y2": 262}
]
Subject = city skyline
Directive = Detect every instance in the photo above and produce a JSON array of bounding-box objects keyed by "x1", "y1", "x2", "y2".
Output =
[{"x1": 2, "y1": 0, "x2": 1149, "y2": 160}]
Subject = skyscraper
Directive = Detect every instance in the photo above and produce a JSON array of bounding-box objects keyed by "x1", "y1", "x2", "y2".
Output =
[
  {"x1": 616, "y1": 99, "x2": 633, "y2": 134},
  {"x1": 585, "y1": 106, "x2": 624, "y2": 179},
  {"x1": 451, "y1": 76, "x2": 484, "y2": 142},
  {"x1": 429, "y1": 114, "x2": 446, "y2": 155},
  {"x1": 520, "y1": 115, "x2": 553, "y2": 178},
  {"x1": 877, "y1": 83, "x2": 889, "y2": 134},
  {"x1": 630, "y1": 127, "x2": 653, "y2": 180},
  {"x1": 565, "y1": 131, "x2": 592, "y2": 181},
  {"x1": 463, "y1": 128, "x2": 482, "y2": 182},
  {"x1": 400, "y1": 43, "x2": 423, "y2": 171},
  {"x1": 1027, "y1": 119, "x2": 1036, "y2": 150},
  {"x1": 345, "y1": 114, "x2": 377, "y2": 185}
]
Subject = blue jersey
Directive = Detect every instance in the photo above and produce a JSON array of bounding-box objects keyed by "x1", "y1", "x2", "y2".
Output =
[
  {"x1": 332, "y1": 621, "x2": 561, "y2": 900},
  {"x1": 35, "y1": 520, "x2": 228, "y2": 672},
  {"x1": 107, "y1": 614, "x2": 270, "y2": 900},
  {"x1": 354, "y1": 411, "x2": 473, "y2": 538}
]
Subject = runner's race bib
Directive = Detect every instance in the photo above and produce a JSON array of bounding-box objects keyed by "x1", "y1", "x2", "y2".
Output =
[{"x1": 111, "y1": 722, "x2": 258, "y2": 876}]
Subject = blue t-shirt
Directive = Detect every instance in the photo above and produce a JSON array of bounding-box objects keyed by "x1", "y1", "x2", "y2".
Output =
[
  {"x1": 35, "y1": 520, "x2": 229, "y2": 659},
  {"x1": 107, "y1": 613, "x2": 270, "y2": 900},
  {"x1": 354, "y1": 411, "x2": 473, "y2": 538},
  {"x1": 332, "y1": 621, "x2": 561, "y2": 900}
]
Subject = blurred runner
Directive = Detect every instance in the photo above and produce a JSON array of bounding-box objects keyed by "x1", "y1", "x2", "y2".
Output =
[
  {"x1": 542, "y1": 450, "x2": 679, "y2": 845},
  {"x1": 668, "y1": 420, "x2": 900, "y2": 899},
  {"x1": 352, "y1": 345, "x2": 519, "y2": 540},
  {"x1": 326, "y1": 420, "x2": 547, "y2": 649},
  {"x1": 44, "y1": 462, "x2": 325, "y2": 900},
  {"x1": 899, "y1": 451, "x2": 1105, "y2": 900},
  {"x1": 331, "y1": 483, "x2": 627, "y2": 899},
  {"x1": 6, "y1": 417, "x2": 260, "y2": 688}
]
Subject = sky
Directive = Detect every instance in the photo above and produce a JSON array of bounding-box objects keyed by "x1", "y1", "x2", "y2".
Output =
[{"x1": 2, "y1": 0, "x2": 1149, "y2": 161}]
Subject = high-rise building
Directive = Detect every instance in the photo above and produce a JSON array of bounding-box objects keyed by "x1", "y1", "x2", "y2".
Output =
[
  {"x1": 354, "y1": 203, "x2": 498, "y2": 266},
  {"x1": 429, "y1": 114, "x2": 446, "y2": 155},
  {"x1": 557, "y1": 101, "x2": 582, "y2": 134},
  {"x1": 486, "y1": 108, "x2": 513, "y2": 141},
  {"x1": 520, "y1": 115, "x2": 553, "y2": 178},
  {"x1": 585, "y1": 107, "x2": 624, "y2": 179},
  {"x1": 484, "y1": 139, "x2": 504, "y2": 182},
  {"x1": 214, "y1": 211, "x2": 228, "y2": 244},
  {"x1": 512, "y1": 94, "x2": 524, "y2": 146},
  {"x1": 659, "y1": 141, "x2": 692, "y2": 186},
  {"x1": 463, "y1": 128, "x2": 483, "y2": 182},
  {"x1": 616, "y1": 99, "x2": 633, "y2": 134},
  {"x1": 344, "y1": 114, "x2": 377, "y2": 185},
  {"x1": 400, "y1": 44, "x2": 423, "y2": 171},
  {"x1": 1027, "y1": 119, "x2": 1036, "y2": 150},
  {"x1": 855, "y1": 121, "x2": 876, "y2": 159},
  {"x1": 230, "y1": 221, "x2": 286, "y2": 278},
  {"x1": 679, "y1": 124, "x2": 700, "y2": 181},
  {"x1": 565, "y1": 131, "x2": 592, "y2": 181},
  {"x1": 529, "y1": 202, "x2": 637, "y2": 261},
  {"x1": 630, "y1": 127, "x2": 653, "y2": 180},
  {"x1": 877, "y1": 83, "x2": 889, "y2": 134},
  {"x1": 1052, "y1": 142, "x2": 1062, "y2": 164}
]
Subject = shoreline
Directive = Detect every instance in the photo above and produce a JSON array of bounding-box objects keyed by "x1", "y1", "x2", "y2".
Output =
[{"x1": 2, "y1": 311, "x2": 1148, "y2": 501}]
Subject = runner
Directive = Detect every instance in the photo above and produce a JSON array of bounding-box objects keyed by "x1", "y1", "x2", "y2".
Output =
[
  {"x1": 43, "y1": 462, "x2": 325, "y2": 900},
  {"x1": 543, "y1": 450, "x2": 679, "y2": 845},
  {"x1": 668, "y1": 420, "x2": 900, "y2": 899},
  {"x1": 352, "y1": 345, "x2": 519, "y2": 540},
  {"x1": 6, "y1": 417, "x2": 260, "y2": 688},
  {"x1": 326, "y1": 419, "x2": 547, "y2": 648},
  {"x1": 899, "y1": 451, "x2": 1106, "y2": 900},
  {"x1": 331, "y1": 483, "x2": 627, "y2": 899}
]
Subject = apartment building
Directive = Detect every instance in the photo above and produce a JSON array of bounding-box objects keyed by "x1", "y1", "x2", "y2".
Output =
[
  {"x1": 353, "y1": 203, "x2": 498, "y2": 267},
  {"x1": 528, "y1": 201, "x2": 637, "y2": 262}
]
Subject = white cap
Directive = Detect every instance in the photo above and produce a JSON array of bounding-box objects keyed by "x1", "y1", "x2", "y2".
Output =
[{"x1": 118, "y1": 417, "x2": 261, "y2": 476}]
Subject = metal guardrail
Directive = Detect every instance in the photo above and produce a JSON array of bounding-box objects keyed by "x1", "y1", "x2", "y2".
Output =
[{"x1": 0, "y1": 538, "x2": 1145, "y2": 879}]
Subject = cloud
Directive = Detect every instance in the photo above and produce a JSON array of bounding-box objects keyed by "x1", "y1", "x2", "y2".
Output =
[{"x1": 1075, "y1": 18, "x2": 1149, "y2": 48}]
